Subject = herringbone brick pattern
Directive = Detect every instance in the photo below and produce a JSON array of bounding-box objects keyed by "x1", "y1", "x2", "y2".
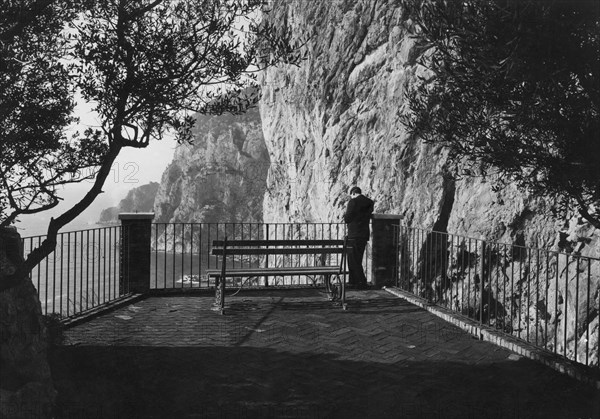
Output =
[{"x1": 50, "y1": 289, "x2": 599, "y2": 418}]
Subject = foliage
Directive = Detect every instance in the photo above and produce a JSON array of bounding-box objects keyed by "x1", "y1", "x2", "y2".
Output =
[
  {"x1": 0, "y1": 0, "x2": 305, "y2": 286},
  {"x1": 1, "y1": 0, "x2": 103, "y2": 226},
  {"x1": 400, "y1": 0, "x2": 600, "y2": 228}
]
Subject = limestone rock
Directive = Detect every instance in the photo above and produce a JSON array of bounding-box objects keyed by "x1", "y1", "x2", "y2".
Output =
[
  {"x1": 258, "y1": 0, "x2": 599, "y2": 365},
  {"x1": 98, "y1": 182, "x2": 159, "y2": 223},
  {"x1": 153, "y1": 107, "x2": 269, "y2": 249}
]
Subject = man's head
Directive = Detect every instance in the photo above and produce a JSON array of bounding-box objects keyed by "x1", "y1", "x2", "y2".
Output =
[{"x1": 349, "y1": 186, "x2": 362, "y2": 197}]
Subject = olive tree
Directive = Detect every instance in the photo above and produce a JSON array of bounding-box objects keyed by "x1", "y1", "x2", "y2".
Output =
[
  {"x1": 1, "y1": 0, "x2": 305, "y2": 290},
  {"x1": 401, "y1": 0, "x2": 600, "y2": 228}
]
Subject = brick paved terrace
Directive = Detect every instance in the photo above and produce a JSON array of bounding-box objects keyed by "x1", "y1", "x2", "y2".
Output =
[{"x1": 50, "y1": 289, "x2": 599, "y2": 419}]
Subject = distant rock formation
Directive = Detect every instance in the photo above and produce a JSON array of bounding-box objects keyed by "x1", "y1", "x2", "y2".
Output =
[
  {"x1": 259, "y1": 0, "x2": 598, "y2": 366},
  {"x1": 98, "y1": 182, "x2": 159, "y2": 223},
  {"x1": 153, "y1": 107, "x2": 268, "y2": 225}
]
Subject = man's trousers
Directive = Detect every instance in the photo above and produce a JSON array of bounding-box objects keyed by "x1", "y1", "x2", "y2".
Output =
[{"x1": 347, "y1": 238, "x2": 368, "y2": 286}]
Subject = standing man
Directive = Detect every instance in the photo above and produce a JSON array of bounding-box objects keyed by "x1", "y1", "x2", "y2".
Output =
[{"x1": 343, "y1": 186, "x2": 374, "y2": 289}]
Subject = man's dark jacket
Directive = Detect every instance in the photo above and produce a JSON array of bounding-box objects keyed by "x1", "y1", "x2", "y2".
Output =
[{"x1": 343, "y1": 194, "x2": 374, "y2": 240}]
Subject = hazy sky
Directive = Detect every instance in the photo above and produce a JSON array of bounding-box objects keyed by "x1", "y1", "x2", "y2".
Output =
[{"x1": 15, "y1": 98, "x2": 178, "y2": 237}]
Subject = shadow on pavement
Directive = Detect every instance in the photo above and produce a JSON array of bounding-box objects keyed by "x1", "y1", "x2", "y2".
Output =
[{"x1": 49, "y1": 344, "x2": 599, "y2": 419}]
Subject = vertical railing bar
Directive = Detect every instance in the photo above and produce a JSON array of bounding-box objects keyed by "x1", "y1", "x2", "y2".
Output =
[
  {"x1": 92, "y1": 229, "x2": 96, "y2": 307},
  {"x1": 181, "y1": 223, "x2": 185, "y2": 289},
  {"x1": 163, "y1": 224, "x2": 167, "y2": 290},
  {"x1": 574, "y1": 256, "x2": 580, "y2": 362},
  {"x1": 35, "y1": 237, "x2": 41, "y2": 303},
  {"x1": 524, "y1": 248, "x2": 531, "y2": 342},
  {"x1": 58, "y1": 234, "x2": 63, "y2": 316},
  {"x1": 108, "y1": 228, "x2": 112, "y2": 303},
  {"x1": 564, "y1": 253, "x2": 568, "y2": 359},
  {"x1": 428, "y1": 230, "x2": 432, "y2": 301},
  {"x1": 467, "y1": 238, "x2": 471, "y2": 319},
  {"x1": 519, "y1": 247, "x2": 525, "y2": 339},
  {"x1": 172, "y1": 223, "x2": 176, "y2": 288},
  {"x1": 544, "y1": 250, "x2": 549, "y2": 350},
  {"x1": 101, "y1": 228, "x2": 105, "y2": 303},
  {"x1": 73, "y1": 233, "x2": 78, "y2": 315},
  {"x1": 190, "y1": 224, "x2": 194, "y2": 288},
  {"x1": 405, "y1": 227, "x2": 409, "y2": 292},
  {"x1": 52, "y1": 233, "x2": 56, "y2": 313},
  {"x1": 86, "y1": 230, "x2": 90, "y2": 309},
  {"x1": 79, "y1": 230, "x2": 84, "y2": 314},
  {"x1": 116, "y1": 226, "x2": 120, "y2": 297},
  {"x1": 418, "y1": 228, "x2": 422, "y2": 298},
  {"x1": 433, "y1": 231, "x2": 438, "y2": 304},
  {"x1": 407, "y1": 227, "x2": 410, "y2": 292},
  {"x1": 535, "y1": 248, "x2": 540, "y2": 346},
  {"x1": 443, "y1": 232, "x2": 447, "y2": 309},
  {"x1": 478, "y1": 239, "x2": 483, "y2": 325},
  {"x1": 554, "y1": 252, "x2": 559, "y2": 354},
  {"x1": 414, "y1": 228, "x2": 418, "y2": 296},
  {"x1": 400, "y1": 226, "x2": 403, "y2": 289},
  {"x1": 425, "y1": 229, "x2": 428, "y2": 299},
  {"x1": 415, "y1": 228, "x2": 419, "y2": 296},
  {"x1": 417, "y1": 229, "x2": 424, "y2": 296},
  {"x1": 502, "y1": 244, "x2": 507, "y2": 333},
  {"x1": 495, "y1": 243, "x2": 499, "y2": 329},
  {"x1": 207, "y1": 224, "x2": 212, "y2": 287},
  {"x1": 44, "y1": 238, "x2": 49, "y2": 316},
  {"x1": 444, "y1": 232, "x2": 448, "y2": 308},
  {"x1": 153, "y1": 224, "x2": 157, "y2": 289},
  {"x1": 510, "y1": 245, "x2": 515, "y2": 340},
  {"x1": 66, "y1": 234, "x2": 71, "y2": 317},
  {"x1": 411, "y1": 228, "x2": 415, "y2": 295},
  {"x1": 85, "y1": 229, "x2": 96, "y2": 309},
  {"x1": 198, "y1": 223, "x2": 202, "y2": 288},
  {"x1": 96, "y1": 229, "x2": 100, "y2": 305},
  {"x1": 264, "y1": 224, "x2": 270, "y2": 287},
  {"x1": 398, "y1": 225, "x2": 402, "y2": 289},
  {"x1": 586, "y1": 260, "x2": 591, "y2": 366},
  {"x1": 486, "y1": 242, "x2": 491, "y2": 327},
  {"x1": 100, "y1": 228, "x2": 104, "y2": 303}
]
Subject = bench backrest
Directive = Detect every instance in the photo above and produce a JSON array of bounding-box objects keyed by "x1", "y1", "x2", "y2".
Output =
[{"x1": 211, "y1": 239, "x2": 346, "y2": 256}]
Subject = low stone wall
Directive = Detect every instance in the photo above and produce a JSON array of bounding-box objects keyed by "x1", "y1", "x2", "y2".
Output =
[{"x1": 0, "y1": 227, "x2": 55, "y2": 419}]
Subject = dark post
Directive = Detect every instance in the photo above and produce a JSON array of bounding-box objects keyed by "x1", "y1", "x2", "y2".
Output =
[
  {"x1": 371, "y1": 214, "x2": 403, "y2": 289},
  {"x1": 479, "y1": 240, "x2": 486, "y2": 324},
  {"x1": 119, "y1": 213, "x2": 154, "y2": 294}
]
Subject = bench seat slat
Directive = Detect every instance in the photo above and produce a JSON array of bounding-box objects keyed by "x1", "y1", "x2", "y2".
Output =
[
  {"x1": 212, "y1": 248, "x2": 343, "y2": 256},
  {"x1": 212, "y1": 239, "x2": 344, "y2": 247},
  {"x1": 206, "y1": 267, "x2": 348, "y2": 277}
]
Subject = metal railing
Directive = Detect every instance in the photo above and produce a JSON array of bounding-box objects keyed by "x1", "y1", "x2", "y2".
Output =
[
  {"x1": 151, "y1": 222, "x2": 373, "y2": 290},
  {"x1": 22, "y1": 225, "x2": 127, "y2": 318},
  {"x1": 394, "y1": 224, "x2": 599, "y2": 370}
]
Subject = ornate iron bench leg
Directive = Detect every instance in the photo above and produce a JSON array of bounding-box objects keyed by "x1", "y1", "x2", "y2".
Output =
[
  {"x1": 212, "y1": 275, "x2": 225, "y2": 315},
  {"x1": 328, "y1": 274, "x2": 347, "y2": 310},
  {"x1": 324, "y1": 274, "x2": 332, "y2": 295}
]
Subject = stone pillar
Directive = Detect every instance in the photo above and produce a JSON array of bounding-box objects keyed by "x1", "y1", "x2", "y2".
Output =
[
  {"x1": 119, "y1": 213, "x2": 154, "y2": 294},
  {"x1": 371, "y1": 214, "x2": 403, "y2": 288}
]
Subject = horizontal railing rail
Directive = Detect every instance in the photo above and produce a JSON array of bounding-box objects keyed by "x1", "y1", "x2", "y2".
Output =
[
  {"x1": 394, "y1": 224, "x2": 599, "y2": 371},
  {"x1": 21, "y1": 225, "x2": 128, "y2": 319},
  {"x1": 151, "y1": 222, "x2": 372, "y2": 290}
]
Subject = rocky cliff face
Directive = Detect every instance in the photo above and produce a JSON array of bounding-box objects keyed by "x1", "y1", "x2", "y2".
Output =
[
  {"x1": 98, "y1": 182, "x2": 159, "y2": 223},
  {"x1": 154, "y1": 107, "x2": 268, "y2": 225},
  {"x1": 259, "y1": 0, "x2": 598, "y2": 365}
]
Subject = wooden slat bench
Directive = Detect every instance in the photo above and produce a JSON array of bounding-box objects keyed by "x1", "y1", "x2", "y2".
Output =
[{"x1": 207, "y1": 238, "x2": 348, "y2": 314}]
